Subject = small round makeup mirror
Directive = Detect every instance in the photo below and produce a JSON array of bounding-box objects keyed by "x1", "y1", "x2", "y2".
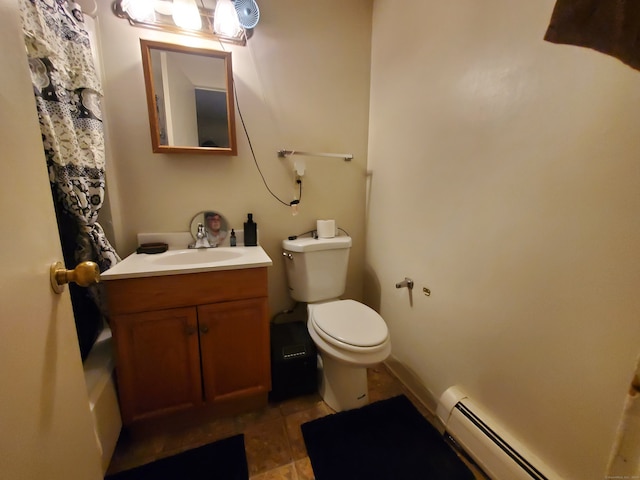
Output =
[{"x1": 189, "y1": 211, "x2": 230, "y2": 247}]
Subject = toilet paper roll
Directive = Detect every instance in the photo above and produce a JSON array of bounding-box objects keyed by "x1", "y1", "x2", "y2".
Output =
[{"x1": 317, "y1": 219, "x2": 336, "y2": 238}]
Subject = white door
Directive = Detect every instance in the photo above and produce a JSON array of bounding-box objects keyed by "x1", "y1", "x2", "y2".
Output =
[{"x1": 0, "y1": 1, "x2": 103, "y2": 479}]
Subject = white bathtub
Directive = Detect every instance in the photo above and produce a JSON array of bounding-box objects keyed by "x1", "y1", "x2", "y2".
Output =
[{"x1": 83, "y1": 326, "x2": 122, "y2": 474}]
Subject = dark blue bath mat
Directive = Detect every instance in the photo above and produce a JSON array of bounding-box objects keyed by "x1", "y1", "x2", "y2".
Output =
[
  {"x1": 301, "y1": 395, "x2": 475, "y2": 480},
  {"x1": 105, "y1": 433, "x2": 248, "y2": 480}
]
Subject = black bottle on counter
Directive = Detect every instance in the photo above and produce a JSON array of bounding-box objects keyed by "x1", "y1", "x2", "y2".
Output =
[{"x1": 244, "y1": 213, "x2": 257, "y2": 246}]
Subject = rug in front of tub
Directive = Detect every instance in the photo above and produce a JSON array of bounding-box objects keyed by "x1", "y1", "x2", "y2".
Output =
[
  {"x1": 105, "y1": 434, "x2": 248, "y2": 480},
  {"x1": 301, "y1": 395, "x2": 475, "y2": 480}
]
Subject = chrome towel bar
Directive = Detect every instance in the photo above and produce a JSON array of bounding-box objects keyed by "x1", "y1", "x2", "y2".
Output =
[{"x1": 277, "y1": 149, "x2": 353, "y2": 161}]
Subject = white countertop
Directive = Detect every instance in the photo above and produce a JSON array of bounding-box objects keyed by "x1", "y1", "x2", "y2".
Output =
[{"x1": 101, "y1": 246, "x2": 273, "y2": 280}]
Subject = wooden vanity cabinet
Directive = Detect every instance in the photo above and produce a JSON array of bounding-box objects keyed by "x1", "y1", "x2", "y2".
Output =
[
  {"x1": 105, "y1": 267, "x2": 270, "y2": 426},
  {"x1": 198, "y1": 299, "x2": 269, "y2": 403}
]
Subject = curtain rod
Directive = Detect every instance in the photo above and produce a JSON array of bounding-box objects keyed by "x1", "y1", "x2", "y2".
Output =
[{"x1": 277, "y1": 149, "x2": 353, "y2": 161}]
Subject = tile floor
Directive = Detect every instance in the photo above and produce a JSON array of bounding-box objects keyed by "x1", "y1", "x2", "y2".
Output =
[{"x1": 106, "y1": 363, "x2": 486, "y2": 479}]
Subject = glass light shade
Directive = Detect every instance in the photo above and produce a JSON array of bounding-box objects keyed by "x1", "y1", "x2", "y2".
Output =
[
  {"x1": 213, "y1": 0, "x2": 243, "y2": 38},
  {"x1": 172, "y1": 0, "x2": 202, "y2": 30},
  {"x1": 153, "y1": 0, "x2": 174, "y2": 16},
  {"x1": 121, "y1": 0, "x2": 155, "y2": 22}
]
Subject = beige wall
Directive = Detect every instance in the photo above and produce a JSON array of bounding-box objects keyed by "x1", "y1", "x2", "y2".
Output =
[
  {"x1": 96, "y1": 0, "x2": 373, "y2": 314},
  {"x1": 367, "y1": 1, "x2": 640, "y2": 479}
]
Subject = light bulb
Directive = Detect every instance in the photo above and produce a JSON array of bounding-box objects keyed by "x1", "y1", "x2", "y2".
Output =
[
  {"x1": 214, "y1": 0, "x2": 243, "y2": 38},
  {"x1": 154, "y1": 1, "x2": 173, "y2": 16},
  {"x1": 122, "y1": 0, "x2": 155, "y2": 22},
  {"x1": 173, "y1": 0, "x2": 202, "y2": 30}
]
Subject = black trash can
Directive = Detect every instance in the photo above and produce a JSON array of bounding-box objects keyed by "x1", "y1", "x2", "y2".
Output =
[{"x1": 269, "y1": 321, "x2": 317, "y2": 402}]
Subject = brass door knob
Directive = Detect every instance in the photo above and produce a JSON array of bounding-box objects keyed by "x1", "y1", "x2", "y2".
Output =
[{"x1": 50, "y1": 261, "x2": 100, "y2": 294}]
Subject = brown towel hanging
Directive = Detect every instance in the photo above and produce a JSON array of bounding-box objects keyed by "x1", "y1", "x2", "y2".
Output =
[{"x1": 544, "y1": 0, "x2": 640, "y2": 71}]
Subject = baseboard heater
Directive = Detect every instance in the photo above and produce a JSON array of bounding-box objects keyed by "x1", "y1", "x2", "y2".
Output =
[{"x1": 437, "y1": 387, "x2": 560, "y2": 480}]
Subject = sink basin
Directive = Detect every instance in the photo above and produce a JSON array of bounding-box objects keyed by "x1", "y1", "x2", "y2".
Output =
[
  {"x1": 100, "y1": 245, "x2": 273, "y2": 280},
  {"x1": 148, "y1": 248, "x2": 244, "y2": 266}
]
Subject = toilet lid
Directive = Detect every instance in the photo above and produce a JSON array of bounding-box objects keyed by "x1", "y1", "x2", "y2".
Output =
[{"x1": 311, "y1": 299, "x2": 388, "y2": 347}]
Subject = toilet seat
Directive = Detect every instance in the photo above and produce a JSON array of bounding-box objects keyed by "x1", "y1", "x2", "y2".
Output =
[{"x1": 310, "y1": 300, "x2": 388, "y2": 351}]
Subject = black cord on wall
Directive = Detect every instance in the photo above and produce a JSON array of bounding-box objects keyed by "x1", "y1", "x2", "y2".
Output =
[
  {"x1": 232, "y1": 81, "x2": 294, "y2": 207},
  {"x1": 220, "y1": 41, "x2": 301, "y2": 209}
]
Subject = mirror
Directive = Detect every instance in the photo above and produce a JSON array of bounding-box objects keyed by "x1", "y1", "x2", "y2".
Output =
[
  {"x1": 140, "y1": 39, "x2": 237, "y2": 155},
  {"x1": 189, "y1": 210, "x2": 230, "y2": 247}
]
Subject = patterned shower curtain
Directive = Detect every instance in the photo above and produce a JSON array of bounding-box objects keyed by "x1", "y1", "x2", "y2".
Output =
[{"x1": 20, "y1": 0, "x2": 119, "y2": 272}]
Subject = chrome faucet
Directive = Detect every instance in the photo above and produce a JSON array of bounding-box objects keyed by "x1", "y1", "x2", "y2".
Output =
[{"x1": 190, "y1": 223, "x2": 211, "y2": 248}]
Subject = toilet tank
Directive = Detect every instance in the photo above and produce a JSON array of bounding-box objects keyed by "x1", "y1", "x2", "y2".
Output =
[{"x1": 282, "y1": 236, "x2": 352, "y2": 303}]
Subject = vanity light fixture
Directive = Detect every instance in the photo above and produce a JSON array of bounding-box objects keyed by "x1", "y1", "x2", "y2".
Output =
[
  {"x1": 113, "y1": 0, "x2": 249, "y2": 46},
  {"x1": 172, "y1": 0, "x2": 202, "y2": 30},
  {"x1": 120, "y1": 0, "x2": 155, "y2": 23},
  {"x1": 213, "y1": 0, "x2": 242, "y2": 37}
]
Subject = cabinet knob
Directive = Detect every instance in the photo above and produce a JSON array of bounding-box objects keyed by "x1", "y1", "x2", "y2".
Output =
[
  {"x1": 200, "y1": 325, "x2": 210, "y2": 334},
  {"x1": 185, "y1": 325, "x2": 197, "y2": 335}
]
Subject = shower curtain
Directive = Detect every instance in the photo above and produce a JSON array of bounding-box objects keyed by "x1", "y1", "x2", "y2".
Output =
[
  {"x1": 20, "y1": 0, "x2": 120, "y2": 359},
  {"x1": 20, "y1": 0, "x2": 119, "y2": 272},
  {"x1": 606, "y1": 357, "x2": 640, "y2": 478}
]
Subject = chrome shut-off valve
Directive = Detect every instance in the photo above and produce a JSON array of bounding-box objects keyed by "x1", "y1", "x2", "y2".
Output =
[{"x1": 395, "y1": 277, "x2": 414, "y2": 290}]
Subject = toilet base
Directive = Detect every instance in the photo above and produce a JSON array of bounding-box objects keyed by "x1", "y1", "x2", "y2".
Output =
[{"x1": 319, "y1": 354, "x2": 369, "y2": 412}]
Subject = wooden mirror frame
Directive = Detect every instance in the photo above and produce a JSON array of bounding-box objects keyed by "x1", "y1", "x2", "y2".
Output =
[{"x1": 140, "y1": 39, "x2": 237, "y2": 155}]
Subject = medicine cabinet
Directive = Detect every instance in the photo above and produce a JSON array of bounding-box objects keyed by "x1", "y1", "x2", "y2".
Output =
[{"x1": 140, "y1": 39, "x2": 237, "y2": 155}]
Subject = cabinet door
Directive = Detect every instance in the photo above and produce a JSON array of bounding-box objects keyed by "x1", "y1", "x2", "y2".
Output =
[
  {"x1": 111, "y1": 307, "x2": 203, "y2": 424},
  {"x1": 198, "y1": 298, "x2": 270, "y2": 403}
]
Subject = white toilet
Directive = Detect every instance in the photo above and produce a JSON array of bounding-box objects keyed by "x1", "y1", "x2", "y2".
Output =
[{"x1": 282, "y1": 236, "x2": 391, "y2": 411}]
